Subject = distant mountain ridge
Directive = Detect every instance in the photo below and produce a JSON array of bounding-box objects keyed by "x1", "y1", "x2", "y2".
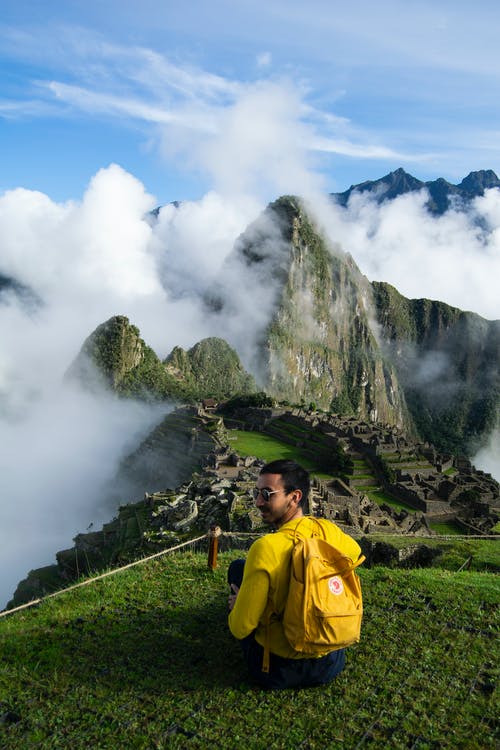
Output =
[{"x1": 332, "y1": 168, "x2": 500, "y2": 214}]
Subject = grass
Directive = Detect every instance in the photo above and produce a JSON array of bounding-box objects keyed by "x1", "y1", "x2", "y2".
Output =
[
  {"x1": 227, "y1": 430, "x2": 324, "y2": 473},
  {"x1": 1, "y1": 550, "x2": 498, "y2": 749},
  {"x1": 363, "y1": 534, "x2": 500, "y2": 573},
  {"x1": 365, "y1": 489, "x2": 416, "y2": 513},
  {"x1": 428, "y1": 520, "x2": 464, "y2": 536}
]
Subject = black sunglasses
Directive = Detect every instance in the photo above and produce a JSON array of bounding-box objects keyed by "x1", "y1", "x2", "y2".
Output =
[{"x1": 252, "y1": 488, "x2": 283, "y2": 502}]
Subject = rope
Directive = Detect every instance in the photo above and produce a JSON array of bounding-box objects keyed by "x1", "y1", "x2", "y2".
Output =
[
  {"x1": 1, "y1": 528, "x2": 495, "y2": 620},
  {"x1": 0, "y1": 533, "x2": 208, "y2": 620}
]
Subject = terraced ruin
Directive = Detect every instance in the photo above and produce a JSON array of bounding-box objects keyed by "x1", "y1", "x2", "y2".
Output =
[{"x1": 215, "y1": 406, "x2": 499, "y2": 536}]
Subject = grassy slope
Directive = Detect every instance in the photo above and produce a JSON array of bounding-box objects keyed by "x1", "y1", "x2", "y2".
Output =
[
  {"x1": 227, "y1": 430, "x2": 319, "y2": 469},
  {"x1": 1, "y1": 551, "x2": 498, "y2": 749}
]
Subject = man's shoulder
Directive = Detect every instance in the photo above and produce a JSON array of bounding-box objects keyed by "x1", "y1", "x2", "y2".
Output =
[{"x1": 248, "y1": 529, "x2": 292, "y2": 561}]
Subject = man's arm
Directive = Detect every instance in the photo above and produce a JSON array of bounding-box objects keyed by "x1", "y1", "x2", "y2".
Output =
[{"x1": 228, "y1": 542, "x2": 270, "y2": 640}]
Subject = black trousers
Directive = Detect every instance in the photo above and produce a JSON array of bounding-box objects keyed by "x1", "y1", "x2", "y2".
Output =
[{"x1": 228, "y1": 559, "x2": 346, "y2": 690}]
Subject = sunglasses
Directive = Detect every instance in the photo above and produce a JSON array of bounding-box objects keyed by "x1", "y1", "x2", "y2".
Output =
[{"x1": 252, "y1": 488, "x2": 283, "y2": 502}]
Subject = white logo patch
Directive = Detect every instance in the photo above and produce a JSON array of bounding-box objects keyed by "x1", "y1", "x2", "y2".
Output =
[{"x1": 328, "y1": 576, "x2": 344, "y2": 595}]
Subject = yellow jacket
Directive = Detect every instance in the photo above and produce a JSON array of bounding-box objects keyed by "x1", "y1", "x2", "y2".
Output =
[{"x1": 228, "y1": 516, "x2": 362, "y2": 659}]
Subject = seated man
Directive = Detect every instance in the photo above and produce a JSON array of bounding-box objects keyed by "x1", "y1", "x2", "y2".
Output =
[{"x1": 228, "y1": 459, "x2": 362, "y2": 690}]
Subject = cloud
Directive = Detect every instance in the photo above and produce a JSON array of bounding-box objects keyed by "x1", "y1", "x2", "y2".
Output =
[
  {"x1": 152, "y1": 191, "x2": 260, "y2": 297},
  {"x1": 473, "y1": 429, "x2": 500, "y2": 484},
  {"x1": 312, "y1": 187, "x2": 500, "y2": 322},
  {"x1": 1, "y1": 25, "x2": 431, "y2": 190},
  {"x1": 0, "y1": 382, "x2": 165, "y2": 609},
  {"x1": 0, "y1": 164, "x2": 198, "y2": 607}
]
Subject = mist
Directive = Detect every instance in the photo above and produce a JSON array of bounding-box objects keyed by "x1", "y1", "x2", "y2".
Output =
[{"x1": 1, "y1": 81, "x2": 499, "y2": 607}]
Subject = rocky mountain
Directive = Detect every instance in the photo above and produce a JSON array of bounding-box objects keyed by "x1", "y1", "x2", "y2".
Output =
[
  {"x1": 210, "y1": 196, "x2": 499, "y2": 456},
  {"x1": 373, "y1": 283, "x2": 500, "y2": 454},
  {"x1": 332, "y1": 168, "x2": 500, "y2": 214},
  {"x1": 68, "y1": 317, "x2": 256, "y2": 403},
  {"x1": 222, "y1": 196, "x2": 412, "y2": 430},
  {"x1": 164, "y1": 337, "x2": 256, "y2": 400}
]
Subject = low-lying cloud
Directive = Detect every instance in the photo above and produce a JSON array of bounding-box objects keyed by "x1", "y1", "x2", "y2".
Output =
[{"x1": 316, "y1": 187, "x2": 500, "y2": 321}]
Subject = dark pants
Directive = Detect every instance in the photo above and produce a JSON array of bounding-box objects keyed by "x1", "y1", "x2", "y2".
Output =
[{"x1": 228, "y1": 559, "x2": 346, "y2": 690}]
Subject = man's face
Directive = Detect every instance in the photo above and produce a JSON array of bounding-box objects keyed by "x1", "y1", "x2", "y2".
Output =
[{"x1": 254, "y1": 472, "x2": 302, "y2": 527}]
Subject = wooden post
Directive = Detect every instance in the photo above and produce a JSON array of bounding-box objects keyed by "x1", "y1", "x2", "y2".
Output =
[{"x1": 207, "y1": 525, "x2": 221, "y2": 570}]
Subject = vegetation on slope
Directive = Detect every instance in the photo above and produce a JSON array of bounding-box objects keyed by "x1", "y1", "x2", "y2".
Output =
[
  {"x1": 1, "y1": 552, "x2": 498, "y2": 749},
  {"x1": 68, "y1": 315, "x2": 182, "y2": 400},
  {"x1": 164, "y1": 337, "x2": 256, "y2": 401},
  {"x1": 372, "y1": 281, "x2": 500, "y2": 455},
  {"x1": 70, "y1": 318, "x2": 256, "y2": 404}
]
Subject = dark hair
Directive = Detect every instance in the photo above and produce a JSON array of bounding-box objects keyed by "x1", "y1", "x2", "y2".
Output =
[{"x1": 260, "y1": 459, "x2": 310, "y2": 509}]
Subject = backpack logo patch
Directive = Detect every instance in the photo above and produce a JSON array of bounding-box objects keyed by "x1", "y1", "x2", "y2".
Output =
[{"x1": 328, "y1": 575, "x2": 344, "y2": 595}]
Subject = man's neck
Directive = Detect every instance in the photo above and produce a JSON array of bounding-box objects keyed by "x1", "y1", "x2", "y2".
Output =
[{"x1": 274, "y1": 507, "x2": 303, "y2": 529}]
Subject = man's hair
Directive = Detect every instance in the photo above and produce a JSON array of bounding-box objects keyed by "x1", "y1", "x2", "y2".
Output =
[{"x1": 260, "y1": 459, "x2": 310, "y2": 509}]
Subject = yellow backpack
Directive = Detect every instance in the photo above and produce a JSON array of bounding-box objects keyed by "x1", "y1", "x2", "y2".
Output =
[{"x1": 263, "y1": 518, "x2": 365, "y2": 672}]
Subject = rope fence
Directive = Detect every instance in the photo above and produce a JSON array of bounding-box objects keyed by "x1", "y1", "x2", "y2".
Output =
[
  {"x1": 1, "y1": 527, "x2": 496, "y2": 620},
  {"x1": 0, "y1": 532, "x2": 209, "y2": 620}
]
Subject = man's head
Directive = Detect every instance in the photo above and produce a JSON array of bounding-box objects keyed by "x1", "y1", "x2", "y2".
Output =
[{"x1": 253, "y1": 459, "x2": 310, "y2": 527}]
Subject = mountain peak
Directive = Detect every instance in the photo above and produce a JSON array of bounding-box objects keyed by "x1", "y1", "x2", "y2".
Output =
[
  {"x1": 332, "y1": 168, "x2": 500, "y2": 214},
  {"x1": 459, "y1": 169, "x2": 500, "y2": 194}
]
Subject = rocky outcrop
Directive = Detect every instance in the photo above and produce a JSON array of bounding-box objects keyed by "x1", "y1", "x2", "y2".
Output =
[
  {"x1": 67, "y1": 315, "x2": 181, "y2": 399},
  {"x1": 228, "y1": 196, "x2": 412, "y2": 430}
]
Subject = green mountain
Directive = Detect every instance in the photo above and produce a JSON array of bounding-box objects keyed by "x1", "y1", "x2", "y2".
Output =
[
  {"x1": 216, "y1": 196, "x2": 498, "y2": 455},
  {"x1": 164, "y1": 337, "x2": 256, "y2": 400},
  {"x1": 68, "y1": 317, "x2": 256, "y2": 403},
  {"x1": 373, "y1": 282, "x2": 500, "y2": 454},
  {"x1": 67, "y1": 315, "x2": 180, "y2": 399}
]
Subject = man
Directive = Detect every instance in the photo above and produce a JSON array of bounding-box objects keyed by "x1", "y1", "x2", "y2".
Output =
[{"x1": 227, "y1": 458, "x2": 362, "y2": 690}]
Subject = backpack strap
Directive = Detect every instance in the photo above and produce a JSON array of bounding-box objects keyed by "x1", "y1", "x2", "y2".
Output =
[
  {"x1": 261, "y1": 519, "x2": 308, "y2": 673},
  {"x1": 281, "y1": 515, "x2": 327, "y2": 542},
  {"x1": 262, "y1": 601, "x2": 274, "y2": 673}
]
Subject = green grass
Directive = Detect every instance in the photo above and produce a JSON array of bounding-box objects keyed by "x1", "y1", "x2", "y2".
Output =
[
  {"x1": 364, "y1": 535, "x2": 500, "y2": 572},
  {"x1": 228, "y1": 430, "x2": 320, "y2": 472},
  {"x1": 366, "y1": 489, "x2": 417, "y2": 512},
  {"x1": 1, "y1": 551, "x2": 498, "y2": 749},
  {"x1": 428, "y1": 520, "x2": 464, "y2": 536}
]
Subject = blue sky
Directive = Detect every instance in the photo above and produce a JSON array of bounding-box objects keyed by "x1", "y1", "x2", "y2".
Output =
[{"x1": 2, "y1": 0, "x2": 500, "y2": 204}]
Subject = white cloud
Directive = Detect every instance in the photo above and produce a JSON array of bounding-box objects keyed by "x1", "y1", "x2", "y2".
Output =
[
  {"x1": 473, "y1": 429, "x2": 500, "y2": 483},
  {"x1": 0, "y1": 381, "x2": 166, "y2": 609},
  {"x1": 313, "y1": 187, "x2": 500, "y2": 321}
]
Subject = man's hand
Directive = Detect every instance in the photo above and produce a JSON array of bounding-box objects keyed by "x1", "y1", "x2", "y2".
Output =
[{"x1": 228, "y1": 583, "x2": 239, "y2": 611}]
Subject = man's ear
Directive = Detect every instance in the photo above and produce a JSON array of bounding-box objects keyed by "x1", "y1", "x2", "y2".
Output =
[{"x1": 291, "y1": 489, "x2": 302, "y2": 507}]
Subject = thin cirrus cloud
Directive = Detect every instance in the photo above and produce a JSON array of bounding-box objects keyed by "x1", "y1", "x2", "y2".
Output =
[{"x1": 0, "y1": 26, "x2": 425, "y2": 174}]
